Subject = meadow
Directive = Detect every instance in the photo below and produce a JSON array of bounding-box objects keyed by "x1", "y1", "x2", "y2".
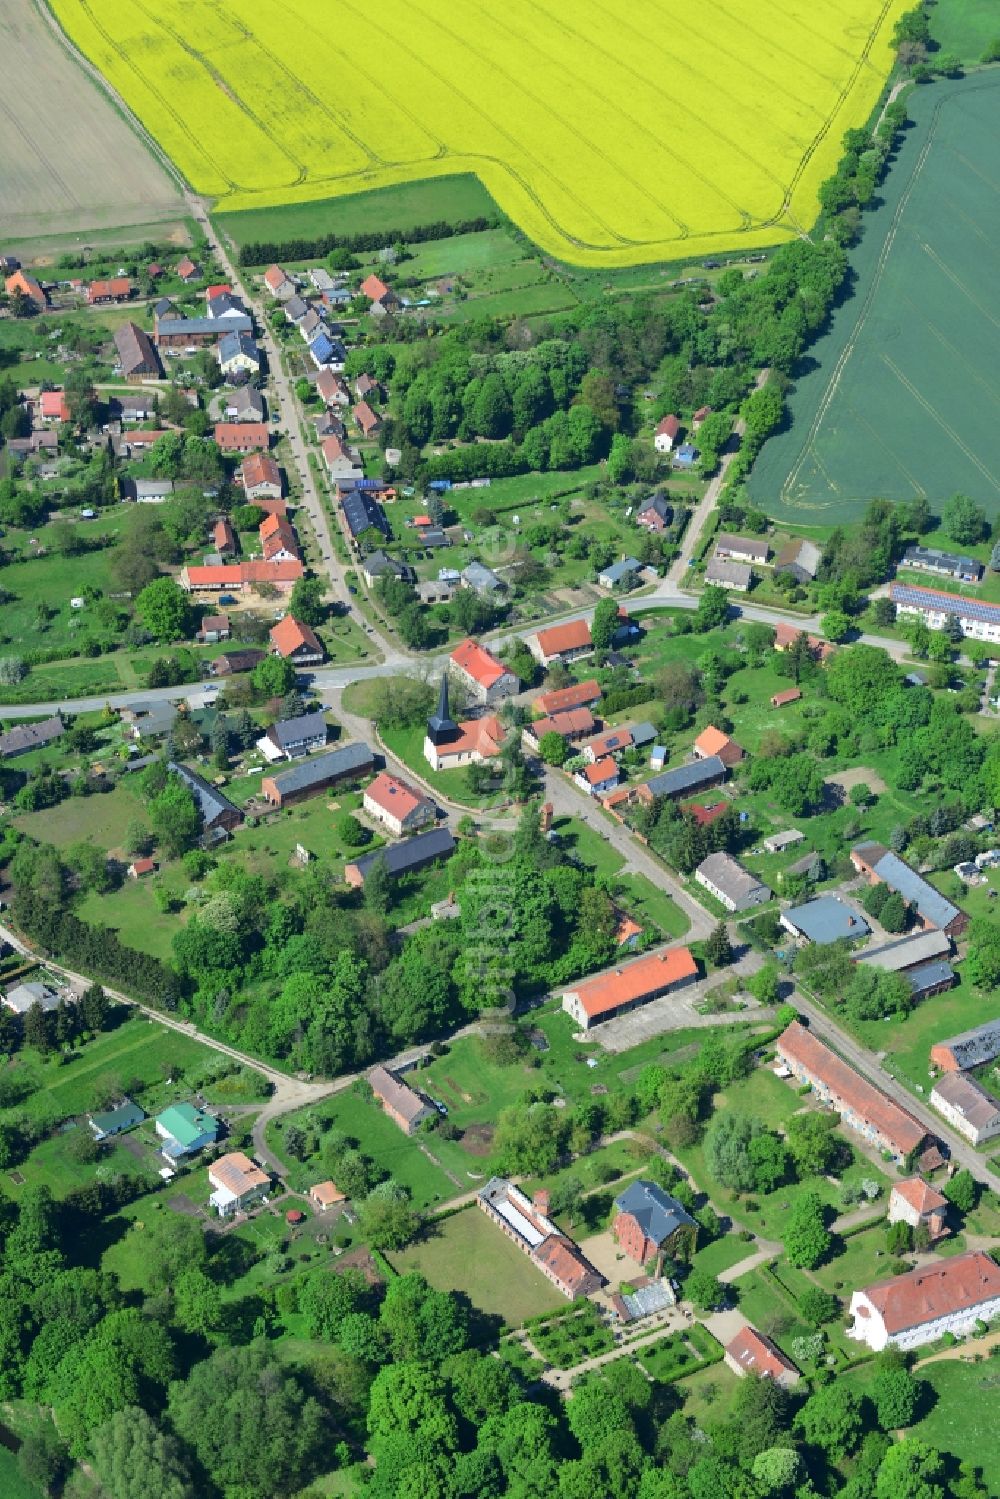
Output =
[
  {"x1": 748, "y1": 73, "x2": 1000, "y2": 524},
  {"x1": 51, "y1": 0, "x2": 909, "y2": 266}
]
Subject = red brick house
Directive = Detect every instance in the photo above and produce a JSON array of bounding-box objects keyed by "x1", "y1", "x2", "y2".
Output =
[
  {"x1": 612, "y1": 1179, "x2": 697, "y2": 1269},
  {"x1": 368, "y1": 1065, "x2": 435, "y2": 1134}
]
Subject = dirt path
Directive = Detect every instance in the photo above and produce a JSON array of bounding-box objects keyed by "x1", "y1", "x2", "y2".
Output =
[{"x1": 915, "y1": 1327, "x2": 1000, "y2": 1368}]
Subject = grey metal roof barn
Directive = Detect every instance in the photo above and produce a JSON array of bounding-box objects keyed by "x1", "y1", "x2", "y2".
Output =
[
  {"x1": 861, "y1": 846, "x2": 961, "y2": 932},
  {"x1": 0, "y1": 715, "x2": 64, "y2": 758},
  {"x1": 348, "y1": 826, "x2": 455, "y2": 882},
  {"x1": 645, "y1": 755, "x2": 727, "y2": 799},
  {"x1": 267, "y1": 710, "x2": 328, "y2": 754},
  {"x1": 782, "y1": 896, "x2": 870, "y2": 945},
  {"x1": 168, "y1": 762, "x2": 241, "y2": 831},
  {"x1": 858, "y1": 930, "x2": 951, "y2": 972},
  {"x1": 267, "y1": 742, "x2": 373, "y2": 799}
]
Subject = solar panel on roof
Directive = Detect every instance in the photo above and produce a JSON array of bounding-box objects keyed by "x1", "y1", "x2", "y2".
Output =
[{"x1": 890, "y1": 584, "x2": 1000, "y2": 625}]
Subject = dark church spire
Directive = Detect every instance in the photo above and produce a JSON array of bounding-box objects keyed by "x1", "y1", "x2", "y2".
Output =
[{"x1": 426, "y1": 672, "x2": 457, "y2": 746}]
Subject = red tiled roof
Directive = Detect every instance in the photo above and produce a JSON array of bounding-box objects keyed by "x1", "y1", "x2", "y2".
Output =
[
  {"x1": 87, "y1": 277, "x2": 131, "y2": 300},
  {"x1": 861, "y1": 1251, "x2": 1000, "y2": 1334},
  {"x1": 891, "y1": 1178, "x2": 947, "y2": 1215},
  {"x1": 533, "y1": 680, "x2": 602, "y2": 715},
  {"x1": 565, "y1": 946, "x2": 698, "y2": 1020},
  {"x1": 352, "y1": 400, "x2": 381, "y2": 435},
  {"x1": 240, "y1": 453, "x2": 281, "y2": 492},
  {"x1": 261, "y1": 520, "x2": 301, "y2": 562},
  {"x1": 433, "y1": 715, "x2": 504, "y2": 762},
  {"x1": 585, "y1": 729, "x2": 633, "y2": 759},
  {"x1": 270, "y1": 615, "x2": 322, "y2": 658},
  {"x1": 263, "y1": 265, "x2": 289, "y2": 292},
  {"x1": 129, "y1": 857, "x2": 156, "y2": 875},
  {"x1": 694, "y1": 725, "x2": 743, "y2": 764},
  {"x1": 532, "y1": 1235, "x2": 601, "y2": 1297},
  {"x1": 209, "y1": 1150, "x2": 269, "y2": 1196},
  {"x1": 206, "y1": 283, "x2": 231, "y2": 300},
  {"x1": 183, "y1": 560, "x2": 304, "y2": 588},
  {"x1": 682, "y1": 799, "x2": 729, "y2": 827},
  {"x1": 360, "y1": 273, "x2": 390, "y2": 302},
  {"x1": 656, "y1": 414, "x2": 680, "y2": 438},
  {"x1": 582, "y1": 756, "x2": 619, "y2": 786},
  {"x1": 364, "y1": 771, "x2": 430, "y2": 823},
  {"x1": 39, "y1": 390, "x2": 69, "y2": 420},
  {"x1": 771, "y1": 688, "x2": 802, "y2": 706},
  {"x1": 777, "y1": 1021, "x2": 926, "y2": 1156},
  {"x1": 534, "y1": 619, "x2": 592, "y2": 658},
  {"x1": 726, "y1": 1326, "x2": 798, "y2": 1380},
  {"x1": 215, "y1": 423, "x2": 269, "y2": 451},
  {"x1": 212, "y1": 518, "x2": 235, "y2": 550},
  {"x1": 450, "y1": 638, "x2": 509, "y2": 690},
  {"x1": 531, "y1": 707, "x2": 596, "y2": 739}
]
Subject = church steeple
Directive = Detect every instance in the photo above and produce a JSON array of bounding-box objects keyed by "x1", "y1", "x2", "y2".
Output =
[{"x1": 426, "y1": 672, "x2": 457, "y2": 746}]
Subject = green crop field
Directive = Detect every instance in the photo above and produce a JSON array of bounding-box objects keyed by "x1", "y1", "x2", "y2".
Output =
[{"x1": 749, "y1": 74, "x2": 1000, "y2": 524}]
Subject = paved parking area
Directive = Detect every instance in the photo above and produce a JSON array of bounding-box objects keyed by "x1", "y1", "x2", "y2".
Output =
[{"x1": 594, "y1": 960, "x2": 770, "y2": 1054}]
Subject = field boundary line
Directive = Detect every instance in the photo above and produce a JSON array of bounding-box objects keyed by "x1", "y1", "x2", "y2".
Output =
[{"x1": 879, "y1": 354, "x2": 1000, "y2": 496}]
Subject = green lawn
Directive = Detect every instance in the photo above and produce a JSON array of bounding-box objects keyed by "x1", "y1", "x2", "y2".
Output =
[
  {"x1": 613, "y1": 874, "x2": 690, "y2": 940},
  {"x1": 77, "y1": 873, "x2": 191, "y2": 962},
  {"x1": 812, "y1": 1224, "x2": 892, "y2": 1296},
  {"x1": 6, "y1": 1128, "x2": 151, "y2": 1200},
  {"x1": 2, "y1": 1017, "x2": 222, "y2": 1128},
  {"x1": 909, "y1": 1360, "x2": 1000, "y2": 1492},
  {"x1": 378, "y1": 721, "x2": 505, "y2": 807},
  {"x1": 553, "y1": 816, "x2": 625, "y2": 879},
  {"x1": 691, "y1": 1235, "x2": 757, "y2": 1278},
  {"x1": 269, "y1": 1085, "x2": 456, "y2": 1209},
  {"x1": 389, "y1": 1205, "x2": 564, "y2": 1325},
  {"x1": 13, "y1": 782, "x2": 141, "y2": 852}
]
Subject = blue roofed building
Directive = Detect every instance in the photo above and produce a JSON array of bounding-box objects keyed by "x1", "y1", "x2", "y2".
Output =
[
  {"x1": 342, "y1": 490, "x2": 390, "y2": 540},
  {"x1": 780, "y1": 895, "x2": 871, "y2": 945},
  {"x1": 218, "y1": 330, "x2": 261, "y2": 376},
  {"x1": 597, "y1": 556, "x2": 644, "y2": 590},
  {"x1": 613, "y1": 1180, "x2": 698, "y2": 1268},
  {"x1": 673, "y1": 443, "x2": 700, "y2": 468}
]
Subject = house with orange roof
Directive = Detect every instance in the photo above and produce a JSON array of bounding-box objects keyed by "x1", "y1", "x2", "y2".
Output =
[
  {"x1": 208, "y1": 1151, "x2": 270, "y2": 1217},
  {"x1": 450, "y1": 638, "x2": 520, "y2": 704},
  {"x1": 693, "y1": 725, "x2": 744, "y2": 767},
  {"x1": 214, "y1": 422, "x2": 269, "y2": 454},
  {"x1": 363, "y1": 770, "x2": 435, "y2": 837},
  {"x1": 38, "y1": 390, "x2": 70, "y2": 423},
  {"x1": 309, "y1": 1181, "x2": 346, "y2": 1210},
  {"x1": 526, "y1": 618, "x2": 592, "y2": 666},
  {"x1": 725, "y1": 1327, "x2": 800, "y2": 1387},
  {"x1": 263, "y1": 264, "x2": 294, "y2": 299},
  {"x1": 86, "y1": 277, "x2": 132, "y2": 304},
  {"x1": 478, "y1": 1177, "x2": 604, "y2": 1298},
  {"x1": 270, "y1": 615, "x2": 323, "y2": 664},
  {"x1": 575, "y1": 756, "x2": 620, "y2": 797},
  {"x1": 360, "y1": 273, "x2": 390, "y2": 302},
  {"x1": 583, "y1": 727, "x2": 633, "y2": 763},
  {"x1": 562, "y1": 946, "x2": 698, "y2": 1031},
  {"x1": 848, "y1": 1251, "x2": 1000, "y2": 1352},
  {"x1": 773, "y1": 622, "x2": 835, "y2": 661},
  {"x1": 533, "y1": 679, "x2": 602, "y2": 716},
  {"x1": 259, "y1": 514, "x2": 301, "y2": 563},
  {"x1": 239, "y1": 452, "x2": 282, "y2": 500},
  {"x1": 5, "y1": 270, "x2": 46, "y2": 309},
  {"x1": 423, "y1": 675, "x2": 504, "y2": 771},
  {"x1": 522, "y1": 707, "x2": 596, "y2": 752},
  {"x1": 212, "y1": 517, "x2": 236, "y2": 556},
  {"x1": 205, "y1": 283, "x2": 232, "y2": 302},
  {"x1": 352, "y1": 400, "x2": 382, "y2": 438},
  {"x1": 176, "y1": 256, "x2": 201, "y2": 282},
  {"x1": 888, "y1": 1178, "x2": 948, "y2": 1241},
  {"x1": 179, "y1": 560, "x2": 304, "y2": 592}
]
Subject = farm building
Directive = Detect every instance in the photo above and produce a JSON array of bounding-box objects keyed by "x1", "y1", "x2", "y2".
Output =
[
  {"x1": 856, "y1": 930, "x2": 951, "y2": 974},
  {"x1": 214, "y1": 422, "x2": 269, "y2": 454},
  {"x1": 850, "y1": 844, "x2": 967, "y2": 937},
  {"x1": 930, "y1": 1020, "x2": 1000, "y2": 1073},
  {"x1": 774, "y1": 537, "x2": 821, "y2": 582},
  {"x1": 776, "y1": 1021, "x2": 928, "y2": 1164},
  {"x1": 533, "y1": 680, "x2": 602, "y2": 716},
  {"x1": 261, "y1": 743, "x2": 374, "y2": 809},
  {"x1": 368, "y1": 1065, "x2": 435, "y2": 1134},
  {"x1": 0, "y1": 716, "x2": 64, "y2": 758},
  {"x1": 344, "y1": 827, "x2": 455, "y2": 889},
  {"x1": 929, "y1": 1072, "x2": 1000, "y2": 1146},
  {"x1": 114, "y1": 321, "x2": 162, "y2": 380},
  {"x1": 638, "y1": 755, "x2": 727, "y2": 803},
  {"x1": 561, "y1": 946, "x2": 698, "y2": 1031},
  {"x1": 88, "y1": 1100, "x2": 145, "y2": 1140},
  {"x1": 771, "y1": 688, "x2": 802, "y2": 708},
  {"x1": 694, "y1": 852, "x2": 769, "y2": 912},
  {"x1": 522, "y1": 707, "x2": 596, "y2": 751},
  {"x1": 780, "y1": 896, "x2": 869, "y2": 945},
  {"x1": 168, "y1": 763, "x2": 243, "y2": 841}
]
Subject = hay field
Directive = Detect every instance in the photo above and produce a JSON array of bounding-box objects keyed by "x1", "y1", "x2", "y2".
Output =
[
  {"x1": 2, "y1": 0, "x2": 183, "y2": 244},
  {"x1": 748, "y1": 73, "x2": 1000, "y2": 525},
  {"x1": 49, "y1": 0, "x2": 909, "y2": 266}
]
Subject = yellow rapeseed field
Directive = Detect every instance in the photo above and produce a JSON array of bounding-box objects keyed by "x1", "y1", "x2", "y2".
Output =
[{"x1": 51, "y1": 0, "x2": 910, "y2": 264}]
